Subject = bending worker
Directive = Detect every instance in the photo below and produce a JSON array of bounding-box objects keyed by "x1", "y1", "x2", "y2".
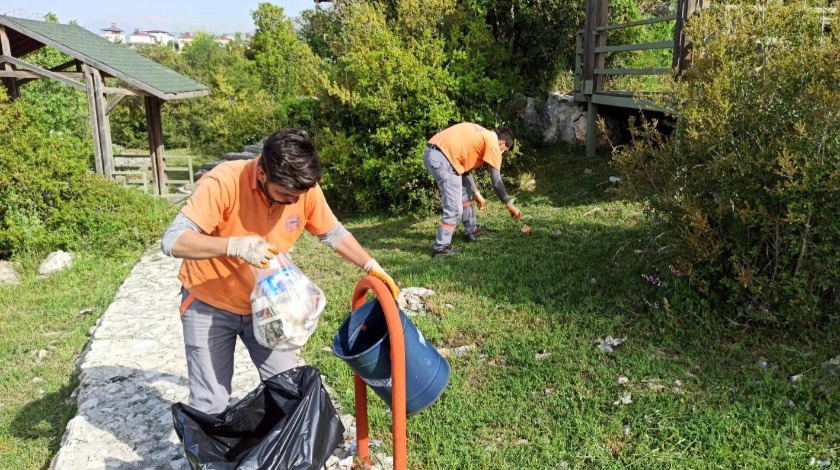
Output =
[
  {"x1": 161, "y1": 128, "x2": 399, "y2": 414},
  {"x1": 423, "y1": 122, "x2": 523, "y2": 257}
]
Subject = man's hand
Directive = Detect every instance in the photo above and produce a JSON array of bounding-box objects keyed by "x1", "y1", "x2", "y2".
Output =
[
  {"x1": 364, "y1": 259, "x2": 400, "y2": 298},
  {"x1": 506, "y1": 202, "x2": 523, "y2": 220},
  {"x1": 473, "y1": 190, "x2": 487, "y2": 210},
  {"x1": 226, "y1": 236, "x2": 279, "y2": 268}
]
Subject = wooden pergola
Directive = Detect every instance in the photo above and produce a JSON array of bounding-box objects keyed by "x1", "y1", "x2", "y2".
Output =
[{"x1": 0, "y1": 15, "x2": 210, "y2": 195}]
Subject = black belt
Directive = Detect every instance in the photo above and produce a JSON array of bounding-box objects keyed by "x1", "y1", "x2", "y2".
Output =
[{"x1": 427, "y1": 143, "x2": 442, "y2": 152}]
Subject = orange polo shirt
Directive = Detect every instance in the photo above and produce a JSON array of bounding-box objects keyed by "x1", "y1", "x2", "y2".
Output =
[
  {"x1": 428, "y1": 122, "x2": 503, "y2": 175},
  {"x1": 178, "y1": 158, "x2": 338, "y2": 314}
]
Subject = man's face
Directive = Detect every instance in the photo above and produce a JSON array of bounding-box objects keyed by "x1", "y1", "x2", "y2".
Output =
[
  {"x1": 257, "y1": 166, "x2": 305, "y2": 205},
  {"x1": 498, "y1": 140, "x2": 510, "y2": 153}
]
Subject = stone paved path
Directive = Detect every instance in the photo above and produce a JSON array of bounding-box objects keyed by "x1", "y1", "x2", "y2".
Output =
[{"x1": 51, "y1": 248, "x2": 392, "y2": 470}]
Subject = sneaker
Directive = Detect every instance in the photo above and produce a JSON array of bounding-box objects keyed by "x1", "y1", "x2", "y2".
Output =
[
  {"x1": 432, "y1": 245, "x2": 462, "y2": 257},
  {"x1": 464, "y1": 225, "x2": 491, "y2": 242}
]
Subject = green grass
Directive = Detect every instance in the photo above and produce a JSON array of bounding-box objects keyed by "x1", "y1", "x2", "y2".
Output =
[
  {"x1": 0, "y1": 144, "x2": 837, "y2": 469},
  {"x1": 0, "y1": 251, "x2": 149, "y2": 469},
  {"x1": 294, "y1": 145, "x2": 839, "y2": 469}
]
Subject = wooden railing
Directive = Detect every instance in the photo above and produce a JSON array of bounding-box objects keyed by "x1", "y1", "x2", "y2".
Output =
[
  {"x1": 574, "y1": 1, "x2": 835, "y2": 155},
  {"x1": 575, "y1": 0, "x2": 707, "y2": 155},
  {"x1": 112, "y1": 154, "x2": 194, "y2": 194}
]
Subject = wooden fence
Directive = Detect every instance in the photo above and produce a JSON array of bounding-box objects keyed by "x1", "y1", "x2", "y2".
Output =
[
  {"x1": 112, "y1": 155, "x2": 194, "y2": 194},
  {"x1": 575, "y1": 0, "x2": 708, "y2": 155},
  {"x1": 574, "y1": 0, "x2": 836, "y2": 155}
]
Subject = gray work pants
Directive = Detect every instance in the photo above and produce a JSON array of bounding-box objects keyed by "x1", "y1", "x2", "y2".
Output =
[
  {"x1": 180, "y1": 289, "x2": 297, "y2": 414},
  {"x1": 423, "y1": 147, "x2": 477, "y2": 250}
]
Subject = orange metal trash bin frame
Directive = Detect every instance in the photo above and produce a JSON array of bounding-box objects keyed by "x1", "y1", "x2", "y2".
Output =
[{"x1": 350, "y1": 276, "x2": 407, "y2": 470}]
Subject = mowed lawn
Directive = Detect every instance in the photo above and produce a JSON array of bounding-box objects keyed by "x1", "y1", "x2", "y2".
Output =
[
  {"x1": 0, "y1": 145, "x2": 836, "y2": 469},
  {"x1": 296, "y1": 145, "x2": 839, "y2": 469}
]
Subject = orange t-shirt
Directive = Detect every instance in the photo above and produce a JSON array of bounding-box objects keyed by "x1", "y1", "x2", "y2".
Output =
[
  {"x1": 428, "y1": 122, "x2": 503, "y2": 175},
  {"x1": 178, "y1": 158, "x2": 338, "y2": 314}
]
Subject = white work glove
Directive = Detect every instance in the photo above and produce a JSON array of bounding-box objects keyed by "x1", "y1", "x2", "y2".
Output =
[
  {"x1": 226, "y1": 236, "x2": 279, "y2": 268},
  {"x1": 363, "y1": 258, "x2": 400, "y2": 298}
]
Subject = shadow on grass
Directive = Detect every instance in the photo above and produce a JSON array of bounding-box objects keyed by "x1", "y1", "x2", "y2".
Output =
[
  {"x1": 504, "y1": 143, "x2": 623, "y2": 209},
  {"x1": 7, "y1": 381, "x2": 78, "y2": 470},
  {"x1": 11, "y1": 366, "x2": 189, "y2": 470},
  {"x1": 350, "y1": 209, "x2": 649, "y2": 314},
  {"x1": 341, "y1": 187, "x2": 839, "y2": 467}
]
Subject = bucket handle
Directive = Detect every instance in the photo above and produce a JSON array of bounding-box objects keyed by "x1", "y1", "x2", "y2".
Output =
[{"x1": 351, "y1": 275, "x2": 407, "y2": 470}]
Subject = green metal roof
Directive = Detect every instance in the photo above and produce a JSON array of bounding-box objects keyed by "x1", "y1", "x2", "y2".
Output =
[{"x1": 0, "y1": 15, "x2": 209, "y2": 100}]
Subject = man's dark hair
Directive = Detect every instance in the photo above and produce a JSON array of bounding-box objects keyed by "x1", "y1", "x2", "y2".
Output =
[
  {"x1": 494, "y1": 127, "x2": 514, "y2": 150},
  {"x1": 260, "y1": 128, "x2": 323, "y2": 191}
]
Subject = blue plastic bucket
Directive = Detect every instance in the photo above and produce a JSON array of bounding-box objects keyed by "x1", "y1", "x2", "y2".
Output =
[{"x1": 333, "y1": 300, "x2": 450, "y2": 415}]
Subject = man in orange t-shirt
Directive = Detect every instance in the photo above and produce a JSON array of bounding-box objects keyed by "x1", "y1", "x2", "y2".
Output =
[
  {"x1": 424, "y1": 122, "x2": 523, "y2": 257},
  {"x1": 161, "y1": 128, "x2": 399, "y2": 413}
]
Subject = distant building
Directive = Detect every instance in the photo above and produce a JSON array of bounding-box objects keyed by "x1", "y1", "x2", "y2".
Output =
[
  {"x1": 145, "y1": 29, "x2": 175, "y2": 46},
  {"x1": 177, "y1": 32, "x2": 194, "y2": 50},
  {"x1": 128, "y1": 29, "x2": 154, "y2": 47},
  {"x1": 100, "y1": 23, "x2": 124, "y2": 43},
  {"x1": 214, "y1": 33, "x2": 237, "y2": 46}
]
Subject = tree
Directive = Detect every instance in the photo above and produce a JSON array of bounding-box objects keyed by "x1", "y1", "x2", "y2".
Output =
[
  {"x1": 249, "y1": 3, "x2": 320, "y2": 97},
  {"x1": 16, "y1": 13, "x2": 89, "y2": 141}
]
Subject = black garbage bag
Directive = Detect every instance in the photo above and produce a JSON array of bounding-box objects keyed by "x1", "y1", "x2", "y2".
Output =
[{"x1": 172, "y1": 366, "x2": 344, "y2": 470}]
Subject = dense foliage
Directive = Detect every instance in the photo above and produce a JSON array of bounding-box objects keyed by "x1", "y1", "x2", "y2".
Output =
[
  {"x1": 300, "y1": 0, "x2": 516, "y2": 211},
  {"x1": 107, "y1": 1, "x2": 541, "y2": 212},
  {"x1": 612, "y1": 4, "x2": 840, "y2": 323},
  {"x1": 0, "y1": 92, "x2": 176, "y2": 258},
  {"x1": 14, "y1": 14, "x2": 88, "y2": 141},
  {"x1": 478, "y1": 0, "x2": 585, "y2": 92},
  {"x1": 110, "y1": 31, "x2": 296, "y2": 156}
]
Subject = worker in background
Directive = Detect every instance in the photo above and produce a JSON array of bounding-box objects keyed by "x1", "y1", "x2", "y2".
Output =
[{"x1": 423, "y1": 122, "x2": 523, "y2": 257}]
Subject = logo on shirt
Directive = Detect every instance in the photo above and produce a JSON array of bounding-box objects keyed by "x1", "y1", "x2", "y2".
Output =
[{"x1": 284, "y1": 214, "x2": 301, "y2": 233}]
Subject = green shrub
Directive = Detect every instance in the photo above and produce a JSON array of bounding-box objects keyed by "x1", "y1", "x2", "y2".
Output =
[
  {"x1": 476, "y1": 0, "x2": 586, "y2": 93},
  {"x1": 301, "y1": 0, "x2": 515, "y2": 212},
  {"x1": 110, "y1": 33, "x2": 291, "y2": 157},
  {"x1": 0, "y1": 93, "x2": 176, "y2": 258},
  {"x1": 612, "y1": 3, "x2": 840, "y2": 324},
  {"x1": 15, "y1": 13, "x2": 89, "y2": 141}
]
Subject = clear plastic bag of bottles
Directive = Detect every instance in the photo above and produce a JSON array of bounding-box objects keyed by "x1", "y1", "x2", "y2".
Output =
[{"x1": 250, "y1": 252, "x2": 326, "y2": 350}]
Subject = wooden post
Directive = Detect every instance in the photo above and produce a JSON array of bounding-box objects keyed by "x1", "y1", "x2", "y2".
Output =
[
  {"x1": 90, "y1": 68, "x2": 113, "y2": 178},
  {"x1": 84, "y1": 66, "x2": 104, "y2": 175},
  {"x1": 144, "y1": 96, "x2": 167, "y2": 195},
  {"x1": 594, "y1": 0, "x2": 609, "y2": 93},
  {"x1": 582, "y1": 0, "x2": 598, "y2": 156},
  {"x1": 673, "y1": 0, "x2": 707, "y2": 75},
  {"x1": 586, "y1": 101, "x2": 599, "y2": 157},
  {"x1": 581, "y1": 0, "x2": 598, "y2": 96},
  {"x1": 574, "y1": 31, "x2": 583, "y2": 93},
  {"x1": 583, "y1": 0, "x2": 609, "y2": 156},
  {"x1": 0, "y1": 26, "x2": 19, "y2": 98},
  {"x1": 144, "y1": 96, "x2": 158, "y2": 194}
]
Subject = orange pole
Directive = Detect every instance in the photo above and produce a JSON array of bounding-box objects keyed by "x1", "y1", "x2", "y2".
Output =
[
  {"x1": 351, "y1": 276, "x2": 407, "y2": 470},
  {"x1": 353, "y1": 373, "x2": 371, "y2": 467}
]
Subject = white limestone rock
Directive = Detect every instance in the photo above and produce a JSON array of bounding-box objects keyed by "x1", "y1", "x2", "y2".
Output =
[
  {"x1": 0, "y1": 260, "x2": 20, "y2": 285},
  {"x1": 38, "y1": 250, "x2": 74, "y2": 276}
]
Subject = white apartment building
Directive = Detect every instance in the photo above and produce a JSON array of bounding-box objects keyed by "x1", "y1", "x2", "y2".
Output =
[
  {"x1": 215, "y1": 33, "x2": 237, "y2": 46},
  {"x1": 145, "y1": 29, "x2": 175, "y2": 46},
  {"x1": 177, "y1": 32, "x2": 194, "y2": 49},
  {"x1": 100, "y1": 23, "x2": 124, "y2": 43}
]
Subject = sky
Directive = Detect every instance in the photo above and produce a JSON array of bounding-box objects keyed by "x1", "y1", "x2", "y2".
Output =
[{"x1": 0, "y1": 0, "x2": 318, "y2": 36}]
